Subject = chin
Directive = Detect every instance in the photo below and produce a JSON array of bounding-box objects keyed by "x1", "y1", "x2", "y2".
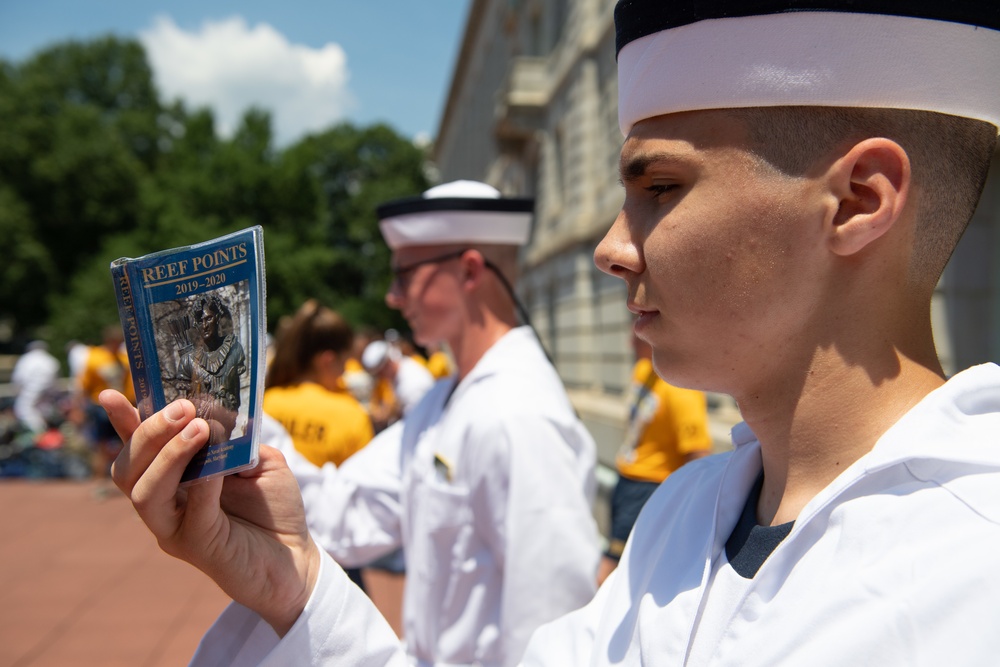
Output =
[
  {"x1": 421, "y1": 338, "x2": 449, "y2": 352},
  {"x1": 410, "y1": 329, "x2": 435, "y2": 349},
  {"x1": 650, "y1": 352, "x2": 706, "y2": 392}
]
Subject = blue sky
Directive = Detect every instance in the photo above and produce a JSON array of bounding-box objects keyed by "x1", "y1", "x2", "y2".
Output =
[{"x1": 0, "y1": 0, "x2": 471, "y2": 146}]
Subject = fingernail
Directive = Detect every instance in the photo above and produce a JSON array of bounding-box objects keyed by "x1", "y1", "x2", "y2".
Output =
[
  {"x1": 164, "y1": 402, "x2": 185, "y2": 423},
  {"x1": 181, "y1": 421, "x2": 201, "y2": 440}
]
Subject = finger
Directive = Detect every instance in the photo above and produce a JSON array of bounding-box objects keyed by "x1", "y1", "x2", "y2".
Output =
[
  {"x1": 111, "y1": 399, "x2": 196, "y2": 494},
  {"x1": 176, "y1": 475, "x2": 226, "y2": 560},
  {"x1": 130, "y1": 417, "x2": 210, "y2": 541},
  {"x1": 235, "y1": 444, "x2": 286, "y2": 478},
  {"x1": 99, "y1": 389, "x2": 140, "y2": 445}
]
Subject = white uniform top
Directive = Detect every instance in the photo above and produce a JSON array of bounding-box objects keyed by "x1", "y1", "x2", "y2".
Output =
[
  {"x1": 11, "y1": 346, "x2": 60, "y2": 432},
  {"x1": 393, "y1": 356, "x2": 435, "y2": 415},
  {"x1": 67, "y1": 343, "x2": 91, "y2": 381},
  {"x1": 523, "y1": 363, "x2": 1000, "y2": 666},
  {"x1": 192, "y1": 326, "x2": 600, "y2": 667}
]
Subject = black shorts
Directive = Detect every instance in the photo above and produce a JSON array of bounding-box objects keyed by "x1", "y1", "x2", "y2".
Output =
[
  {"x1": 605, "y1": 475, "x2": 660, "y2": 560},
  {"x1": 366, "y1": 547, "x2": 406, "y2": 574},
  {"x1": 86, "y1": 402, "x2": 119, "y2": 445}
]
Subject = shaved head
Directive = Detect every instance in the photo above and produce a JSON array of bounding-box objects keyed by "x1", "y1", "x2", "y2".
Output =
[{"x1": 728, "y1": 107, "x2": 997, "y2": 287}]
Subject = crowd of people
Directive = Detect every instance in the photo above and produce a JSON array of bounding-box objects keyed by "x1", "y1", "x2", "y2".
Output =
[
  {"x1": 10, "y1": 0, "x2": 1000, "y2": 663},
  {"x1": 2, "y1": 308, "x2": 456, "y2": 485},
  {"x1": 2, "y1": 326, "x2": 136, "y2": 487}
]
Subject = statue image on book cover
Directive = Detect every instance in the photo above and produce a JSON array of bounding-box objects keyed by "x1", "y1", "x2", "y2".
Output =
[{"x1": 154, "y1": 285, "x2": 251, "y2": 447}]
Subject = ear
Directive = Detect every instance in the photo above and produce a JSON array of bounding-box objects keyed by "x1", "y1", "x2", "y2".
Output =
[
  {"x1": 826, "y1": 138, "x2": 911, "y2": 257},
  {"x1": 459, "y1": 250, "x2": 487, "y2": 289}
]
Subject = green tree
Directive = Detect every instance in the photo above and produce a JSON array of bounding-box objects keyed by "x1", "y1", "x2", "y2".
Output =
[
  {"x1": 2, "y1": 35, "x2": 434, "y2": 352},
  {"x1": 0, "y1": 38, "x2": 160, "y2": 345},
  {"x1": 0, "y1": 187, "x2": 54, "y2": 334},
  {"x1": 275, "y1": 122, "x2": 431, "y2": 330}
]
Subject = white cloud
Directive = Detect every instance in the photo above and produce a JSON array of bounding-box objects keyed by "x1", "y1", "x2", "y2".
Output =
[
  {"x1": 413, "y1": 131, "x2": 432, "y2": 149},
  {"x1": 140, "y1": 15, "x2": 354, "y2": 146}
]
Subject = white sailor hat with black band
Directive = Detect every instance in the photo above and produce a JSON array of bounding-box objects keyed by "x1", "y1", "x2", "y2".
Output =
[
  {"x1": 614, "y1": 0, "x2": 1000, "y2": 136},
  {"x1": 377, "y1": 180, "x2": 535, "y2": 250}
]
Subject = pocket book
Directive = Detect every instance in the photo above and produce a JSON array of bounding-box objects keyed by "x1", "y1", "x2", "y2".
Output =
[{"x1": 110, "y1": 226, "x2": 266, "y2": 485}]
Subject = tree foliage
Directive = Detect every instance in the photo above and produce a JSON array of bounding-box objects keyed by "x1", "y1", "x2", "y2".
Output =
[{"x1": 0, "y1": 37, "x2": 431, "y2": 354}]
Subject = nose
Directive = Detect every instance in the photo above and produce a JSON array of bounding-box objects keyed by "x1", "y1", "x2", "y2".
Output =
[{"x1": 594, "y1": 207, "x2": 643, "y2": 278}]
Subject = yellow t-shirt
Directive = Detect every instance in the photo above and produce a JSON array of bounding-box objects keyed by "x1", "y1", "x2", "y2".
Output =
[
  {"x1": 263, "y1": 382, "x2": 374, "y2": 467},
  {"x1": 425, "y1": 350, "x2": 455, "y2": 379},
  {"x1": 616, "y1": 358, "x2": 712, "y2": 483},
  {"x1": 79, "y1": 345, "x2": 135, "y2": 405}
]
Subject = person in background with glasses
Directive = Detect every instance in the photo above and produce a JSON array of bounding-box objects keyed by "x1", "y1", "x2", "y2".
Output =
[{"x1": 103, "y1": 180, "x2": 600, "y2": 666}]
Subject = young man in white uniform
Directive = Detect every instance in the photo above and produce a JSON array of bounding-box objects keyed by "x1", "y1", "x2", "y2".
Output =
[
  {"x1": 100, "y1": 0, "x2": 1000, "y2": 663},
  {"x1": 521, "y1": 1, "x2": 1000, "y2": 664},
  {"x1": 105, "y1": 180, "x2": 599, "y2": 666}
]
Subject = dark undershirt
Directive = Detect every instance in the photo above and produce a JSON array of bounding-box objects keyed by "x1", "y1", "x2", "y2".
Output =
[{"x1": 725, "y1": 471, "x2": 794, "y2": 579}]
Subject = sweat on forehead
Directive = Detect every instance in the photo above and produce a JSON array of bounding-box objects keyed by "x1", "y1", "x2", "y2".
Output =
[{"x1": 613, "y1": 0, "x2": 1000, "y2": 136}]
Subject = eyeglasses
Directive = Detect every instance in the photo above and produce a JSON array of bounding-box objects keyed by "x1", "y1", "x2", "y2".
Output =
[{"x1": 390, "y1": 249, "x2": 469, "y2": 292}]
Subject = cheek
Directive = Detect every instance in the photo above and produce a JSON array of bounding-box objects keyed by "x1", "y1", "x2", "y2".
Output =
[
  {"x1": 723, "y1": 204, "x2": 799, "y2": 302},
  {"x1": 718, "y1": 201, "x2": 826, "y2": 356},
  {"x1": 409, "y1": 279, "x2": 462, "y2": 338},
  {"x1": 644, "y1": 194, "x2": 815, "y2": 323}
]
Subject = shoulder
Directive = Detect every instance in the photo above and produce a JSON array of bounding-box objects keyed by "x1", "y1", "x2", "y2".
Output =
[
  {"x1": 328, "y1": 391, "x2": 371, "y2": 420},
  {"x1": 612, "y1": 453, "x2": 734, "y2": 591},
  {"x1": 468, "y1": 356, "x2": 572, "y2": 415},
  {"x1": 264, "y1": 383, "x2": 326, "y2": 407},
  {"x1": 884, "y1": 459, "x2": 1000, "y2": 529},
  {"x1": 263, "y1": 384, "x2": 293, "y2": 401},
  {"x1": 650, "y1": 451, "x2": 730, "y2": 498},
  {"x1": 631, "y1": 453, "x2": 731, "y2": 531},
  {"x1": 632, "y1": 358, "x2": 652, "y2": 380}
]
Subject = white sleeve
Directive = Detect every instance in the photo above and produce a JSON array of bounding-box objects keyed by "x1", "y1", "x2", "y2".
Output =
[
  {"x1": 260, "y1": 413, "x2": 324, "y2": 481},
  {"x1": 395, "y1": 362, "x2": 435, "y2": 415},
  {"x1": 298, "y1": 421, "x2": 406, "y2": 568},
  {"x1": 259, "y1": 414, "x2": 340, "y2": 540},
  {"x1": 518, "y1": 569, "x2": 617, "y2": 667},
  {"x1": 190, "y1": 550, "x2": 407, "y2": 666}
]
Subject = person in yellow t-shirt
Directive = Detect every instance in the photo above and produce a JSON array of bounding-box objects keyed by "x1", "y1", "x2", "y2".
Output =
[
  {"x1": 263, "y1": 301, "x2": 374, "y2": 468},
  {"x1": 78, "y1": 324, "x2": 135, "y2": 495},
  {"x1": 597, "y1": 331, "x2": 712, "y2": 584}
]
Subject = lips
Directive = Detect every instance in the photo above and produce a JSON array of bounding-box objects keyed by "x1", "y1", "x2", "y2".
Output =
[{"x1": 626, "y1": 300, "x2": 656, "y2": 317}]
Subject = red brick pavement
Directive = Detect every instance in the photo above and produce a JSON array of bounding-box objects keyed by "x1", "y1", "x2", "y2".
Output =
[{"x1": 0, "y1": 480, "x2": 231, "y2": 667}]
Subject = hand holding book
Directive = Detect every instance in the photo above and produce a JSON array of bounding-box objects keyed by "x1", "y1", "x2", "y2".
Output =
[{"x1": 100, "y1": 390, "x2": 321, "y2": 637}]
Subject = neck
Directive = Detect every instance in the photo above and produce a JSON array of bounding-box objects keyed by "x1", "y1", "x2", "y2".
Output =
[
  {"x1": 735, "y1": 319, "x2": 945, "y2": 527},
  {"x1": 303, "y1": 361, "x2": 343, "y2": 393},
  {"x1": 448, "y1": 315, "x2": 516, "y2": 381}
]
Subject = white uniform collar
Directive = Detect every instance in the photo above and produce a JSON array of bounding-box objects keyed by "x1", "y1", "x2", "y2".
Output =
[
  {"x1": 862, "y1": 362, "x2": 1000, "y2": 471},
  {"x1": 719, "y1": 362, "x2": 1000, "y2": 541}
]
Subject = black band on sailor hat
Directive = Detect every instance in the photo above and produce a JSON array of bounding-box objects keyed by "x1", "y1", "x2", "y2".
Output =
[
  {"x1": 377, "y1": 180, "x2": 535, "y2": 250},
  {"x1": 614, "y1": 0, "x2": 1000, "y2": 135}
]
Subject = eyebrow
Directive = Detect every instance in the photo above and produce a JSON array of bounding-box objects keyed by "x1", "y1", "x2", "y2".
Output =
[{"x1": 618, "y1": 151, "x2": 688, "y2": 184}]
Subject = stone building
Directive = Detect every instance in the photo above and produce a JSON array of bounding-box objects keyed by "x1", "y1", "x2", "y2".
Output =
[{"x1": 432, "y1": 0, "x2": 1000, "y2": 470}]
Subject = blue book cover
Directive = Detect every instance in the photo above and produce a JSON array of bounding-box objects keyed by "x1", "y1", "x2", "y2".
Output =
[{"x1": 110, "y1": 226, "x2": 266, "y2": 484}]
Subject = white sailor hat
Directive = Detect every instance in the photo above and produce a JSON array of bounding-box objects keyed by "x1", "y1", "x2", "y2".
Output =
[
  {"x1": 614, "y1": 0, "x2": 1000, "y2": 136},
  {"x1": 376, "y1": 180, "x2": 535, "y2": 250},
  {"x1": 361, "y1": 340, "x2": 399, "y2": 373}
]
